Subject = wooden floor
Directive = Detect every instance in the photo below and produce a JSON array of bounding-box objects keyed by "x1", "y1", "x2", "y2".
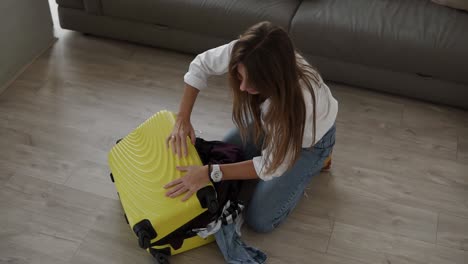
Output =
[{"x1": 1, "y1": 6, "x2": 468, "y2": 264}]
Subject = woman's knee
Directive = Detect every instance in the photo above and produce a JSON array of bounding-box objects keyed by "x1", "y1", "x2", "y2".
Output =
[
  {"x1": 244, "y1": 204, "x2": 289, "y2": 233},
  {"x1": 244, "y1": 184, "x2": 308, "y2": 234},
  {"x1": 245, "y1": 213, "x2": 276, "y2": 233}
]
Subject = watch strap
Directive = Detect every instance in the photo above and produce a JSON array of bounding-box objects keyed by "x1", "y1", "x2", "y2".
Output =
[{"x1": 207, "y1": 163, "x2": 214, "y2": 184}]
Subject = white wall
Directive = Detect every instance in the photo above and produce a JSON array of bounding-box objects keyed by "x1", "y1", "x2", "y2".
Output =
[{"x1": 0, "y1": 0, "x2": 55, "y2": 92}]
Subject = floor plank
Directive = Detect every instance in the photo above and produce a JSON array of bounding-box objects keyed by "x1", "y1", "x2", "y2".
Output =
[
  {"x1": 328, "y1": 222, "x2": 436, "y2": 264},
  {"x1": 429, "y1": 245, "x2": 468, "y2": 264},
  {"x1": 330, "y1": 163, "x2": 468, "y2": 219},
  {"x1": 0, "y1": 204, "x2": 87, "y2": 264},
  {"x1": 305, "y1": 179, "x2": 439, "y2": 244},
  {"x1": 329, "y1": 222, "x2": 468, "y2": 264},
  {"x1": 458, "y1": 128, "x2": 468, "y2": 163},
  {"x1": 437, "y1": 213, "x2": 468, "y2": 251},
  {"x1": 1, "y1": 174, "x2": 106, "y2": 229}
]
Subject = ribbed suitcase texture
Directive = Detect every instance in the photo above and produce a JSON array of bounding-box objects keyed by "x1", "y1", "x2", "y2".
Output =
[{"x1": 108, "y1": 110, "x2": 216, "y2": 262}]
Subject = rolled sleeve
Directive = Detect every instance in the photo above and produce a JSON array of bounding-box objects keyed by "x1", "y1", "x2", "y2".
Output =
[
  {"x1": 184, "y1": 71, "x2": 207, "y2": 90},
  {"x1": 252, "y1": 149, "x2": 292, "y2": 181},
  {"x1": 183, "y1": 39, "x2": 237, "y2": 91}
]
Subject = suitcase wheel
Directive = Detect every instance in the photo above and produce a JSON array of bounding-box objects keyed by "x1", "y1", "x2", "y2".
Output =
[
  {"x1": 153, "y1": 252, "x2": 169, "y2": 264},
  {"x1": 116, "y1": 138, "x2": 123, "y2": 144},
  {"x1": 110, "y1": 173, "x2": 114, "y2": 183},
  {"x1": 133, "y1": 219, "x2": 158, "y2": 249},
  {"x1": 150, "y1": 248, "x2": 170, "y2": 264},
  {"x1": 137, "y1": 230, "x2": 151, "y2": 249}
]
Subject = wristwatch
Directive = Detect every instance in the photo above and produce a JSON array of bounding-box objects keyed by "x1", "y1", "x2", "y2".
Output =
[{"x1": 210, "y1": 164, "x2": 223, "y2": 183}]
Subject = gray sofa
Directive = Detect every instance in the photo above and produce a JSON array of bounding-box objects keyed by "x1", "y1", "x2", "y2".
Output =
[{"x1": 57, "y1": 0, "x2": 468, "y2": 109}]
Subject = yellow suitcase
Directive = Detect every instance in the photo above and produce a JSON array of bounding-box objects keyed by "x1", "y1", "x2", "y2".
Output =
[{"x1": 108, "y1": 110, "x2": 218, "y2": 264}]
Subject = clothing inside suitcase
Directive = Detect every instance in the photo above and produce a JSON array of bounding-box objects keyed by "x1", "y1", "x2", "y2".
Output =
[{"x1": 108, "y1": 111, "x2": 247, "y2": 264}]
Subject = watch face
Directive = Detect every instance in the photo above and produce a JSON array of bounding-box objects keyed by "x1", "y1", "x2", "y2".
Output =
[{"x1": 212, "y1": 170, "x2": 222, "y2": 181}]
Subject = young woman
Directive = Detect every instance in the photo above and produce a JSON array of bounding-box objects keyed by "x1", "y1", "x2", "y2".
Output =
[{"x1": 164, "y1": 21, "x2": 338, "y2": 233}]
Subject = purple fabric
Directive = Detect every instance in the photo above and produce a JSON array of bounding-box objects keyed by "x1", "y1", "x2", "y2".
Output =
[{"x1": 195, "y1": 138, "x2": 245, "y2": 165}]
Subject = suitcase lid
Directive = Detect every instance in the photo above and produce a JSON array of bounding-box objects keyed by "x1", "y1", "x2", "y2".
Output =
[{"x1": 108, "y1": 110, "x2": 210, "y2": 239}]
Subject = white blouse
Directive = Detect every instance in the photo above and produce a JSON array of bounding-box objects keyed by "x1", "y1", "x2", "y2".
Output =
[{"x1": 184, "y1": 40, "x2": 338, "y2": 180}]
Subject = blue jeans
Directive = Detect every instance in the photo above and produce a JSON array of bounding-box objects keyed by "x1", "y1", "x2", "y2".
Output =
[
  {"x1": 223, "y1": 124, "x2": 336, "y2": 233},
  {"x1": 214, "y1": 218, "x2": 267, "y2": 264}
]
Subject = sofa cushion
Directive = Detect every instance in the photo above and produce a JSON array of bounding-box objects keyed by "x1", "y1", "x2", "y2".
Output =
[
  {"x1": 56, "y1": 0, "x2": 84, "y2": 9},
  {"x1": 291, "y1": 0, "x2": 468, "y2": 85},
  {"x1": 432, "y1": 0, "x2": 468, "y2": 11},
  {"x1": 100, "y1": 0, "x2": 301, "y2": 40}
]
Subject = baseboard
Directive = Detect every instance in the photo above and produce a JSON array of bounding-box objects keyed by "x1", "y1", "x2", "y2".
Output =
[{"x1": 0, "y1": 37, "x2": 58, "y2": 96}]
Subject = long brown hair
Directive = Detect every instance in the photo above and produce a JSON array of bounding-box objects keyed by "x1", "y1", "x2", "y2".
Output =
[{"x1": 228, "y1": 21, "x2": 321, "y2": 175}]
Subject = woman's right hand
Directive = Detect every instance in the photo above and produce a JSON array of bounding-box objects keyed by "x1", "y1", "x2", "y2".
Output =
[{"x1": 166, "y1": 116, "x2": 196, "y2": 158}]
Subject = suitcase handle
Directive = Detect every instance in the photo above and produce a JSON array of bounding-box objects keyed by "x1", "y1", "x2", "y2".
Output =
[{"x1": 196, "y1": 186, "x2": 219, "y2": 214}]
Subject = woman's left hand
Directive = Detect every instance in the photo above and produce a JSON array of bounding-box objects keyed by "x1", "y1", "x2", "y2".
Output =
[{"x1": 164, "y1": 165, "x2": 210, "y2": 201}]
